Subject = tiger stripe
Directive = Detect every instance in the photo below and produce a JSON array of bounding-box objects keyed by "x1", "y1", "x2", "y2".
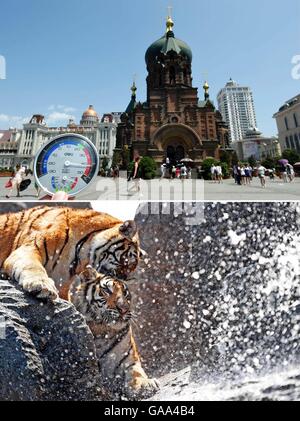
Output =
[
  {"x1": 70, "y1": 230, "x2": 105, "y2": 277},
  {"x1": 0, "y1": 206, "x2": 140, "y2": 302},
  {"x1": 98, "y1": 325, "x2": 130, "y2": 360},
  {"x1": 69, "y1": 268, "x2": 159, "y2": 399}
]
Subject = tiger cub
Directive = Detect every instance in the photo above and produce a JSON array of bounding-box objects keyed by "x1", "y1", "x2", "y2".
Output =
[
  {"x1": 0, "y1": 206, "x2": 140, "y2": 301},
  {"x1": 69, "y1": 267, "x2": 160, "y2": 399}
]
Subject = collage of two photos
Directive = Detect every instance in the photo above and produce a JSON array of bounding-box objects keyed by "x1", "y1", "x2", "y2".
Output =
[{"x1": 0, "y1": 0, "x2": 299, "y2": 406}]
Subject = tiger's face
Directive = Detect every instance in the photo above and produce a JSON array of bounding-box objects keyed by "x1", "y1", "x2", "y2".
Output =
[
  {"x1": 91, "y1": 221, "x2": 140, "y2": 281},
  {"x1": 70, "y1": 267, "x2": 132, "y2": 329}
]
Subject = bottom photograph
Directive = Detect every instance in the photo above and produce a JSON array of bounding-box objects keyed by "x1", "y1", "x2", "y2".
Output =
[{"x1": 0, "y1": 201, "x2": 299, "y2": 402}]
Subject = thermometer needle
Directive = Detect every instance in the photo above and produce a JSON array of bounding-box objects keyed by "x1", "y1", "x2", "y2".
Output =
[{"x1": 64, "y1": 161, "x2": 92, "y2": 168}]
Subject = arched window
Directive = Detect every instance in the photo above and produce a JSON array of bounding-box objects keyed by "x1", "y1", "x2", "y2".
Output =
[
  {"x1": 169, "y1": 66, "x2": 176, "y2": 85},
  {"x1": 159, "y1": 71, "x2": 163, "y2": 87},
  {"x1": 176, "y1": 145, "x2": 185, "y2": 161},
  {"x1": 183, "y1": 68, "x2": 187, "y2": 84}
]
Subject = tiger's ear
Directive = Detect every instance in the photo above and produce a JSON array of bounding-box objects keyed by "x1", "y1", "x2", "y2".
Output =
[
  {"x1": 79, "y1": 266, "x2": 99, "y2": 283},
  {"x1": 119, "y1": 221, "x2": 137, "y2": 240}
]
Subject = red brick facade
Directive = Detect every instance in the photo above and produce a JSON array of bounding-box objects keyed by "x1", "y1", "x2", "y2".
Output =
[{"x1": 116, "y1": 19, "x2": 229, "y2": 167}]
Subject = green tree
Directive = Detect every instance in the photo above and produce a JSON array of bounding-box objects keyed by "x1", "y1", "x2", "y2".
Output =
[
  {"x1": 112, "y1": 151, "x2": 121, "y2": 168},
  {"x1": 220, "y1": 150, "x2": 231, "y2": 166},
  {"x1": 140, "y1": 156, "x2": 157, "y2": 180},
  {"x1": 231, "y1": 151, "x2": 239, "y2": 166},
  {"x1": 261, "y1": 157, "x2": 277, "y2": 169},
  {"x1": 281, "y1": 149, "x2": 300, "y2": 165},
  {"x1": 220, "y1": 162, "x2": 230, "y2": 179},
  {"x1": 248, "y1": 155, "x2": 257, "y2": 168},
  {"x1": 101, "y1": 156, "x2": 109, "y2": 171},
  {"x1": 121, "y1": 146, "x2": 131, "y2": 170},
  {"x1": 201, "y1": 157, "x2": 217, "y2": 180}
]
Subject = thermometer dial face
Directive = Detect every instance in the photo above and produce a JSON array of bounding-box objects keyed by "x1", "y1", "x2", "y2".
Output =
[{"x1": 34, "y1": 134, "x2": 99, "y2": 197}]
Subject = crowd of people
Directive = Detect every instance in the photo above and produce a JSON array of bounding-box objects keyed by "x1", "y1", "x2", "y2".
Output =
[
  {"x1": 160, "y1": 163, "x2": 192, "y2": 180},
  {"x1": 231, "y1": 162, "x2": 296, "y2": 188},
  {"x1": 210, "y1": 164, "x2": 224, "y2": 184}
]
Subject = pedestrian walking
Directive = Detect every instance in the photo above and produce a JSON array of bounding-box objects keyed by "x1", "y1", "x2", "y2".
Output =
[
  {"x1": 5, "y1": 164, "x2": 26, "y2": 199},
  {"x1": 128, "y1": 157, "x2": 142, "y2": 196},
  {"x1": 258, "y1": 164, "x2": 267, "y2": 188},
  {"x1": 216, "y1": 164, "x2": 223, "y2": 184}
]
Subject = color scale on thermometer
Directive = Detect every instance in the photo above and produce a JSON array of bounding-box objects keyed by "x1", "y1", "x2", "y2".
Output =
[{"x1": 34, "y1": 134, "x2": 99, "y2": 197}]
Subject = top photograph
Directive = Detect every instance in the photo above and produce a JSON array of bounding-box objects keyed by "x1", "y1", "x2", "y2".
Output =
[{"x1": 0, "y1": 0, "x2": 299, "y2": 201}]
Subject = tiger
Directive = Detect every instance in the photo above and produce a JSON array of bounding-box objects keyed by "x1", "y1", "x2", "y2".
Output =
[
  {"x1": 69, "y1": 266, "x2": 160, "y2": 399},
  {"x1": 0, "y1": 206, "x2": 140, "y2": 301}
]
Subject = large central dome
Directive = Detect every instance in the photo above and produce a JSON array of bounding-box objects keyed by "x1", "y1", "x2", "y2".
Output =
[{"x1": 145, "y1": 17, "x2": 193, "y2": 65}]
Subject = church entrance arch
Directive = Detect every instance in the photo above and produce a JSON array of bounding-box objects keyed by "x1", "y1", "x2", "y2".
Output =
[
  {"x1": 152, "y1": 123, "x2": 202, "y2": 165},
  {"x1": 166, "y1": 145, "x2": 185, "y2": 164}
]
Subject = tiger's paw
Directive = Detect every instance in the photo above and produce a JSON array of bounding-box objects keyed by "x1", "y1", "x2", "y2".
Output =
[
  {"x1": 22, "y1": 276, "x2": 59, "y2": 301},
  {"x1": 127, "y1": 376, "x2": 160, "y2": 400}
]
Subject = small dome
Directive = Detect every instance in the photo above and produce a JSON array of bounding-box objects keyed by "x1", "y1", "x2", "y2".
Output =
[
  {"x1": 82, "y1": 105, "x2": 98, "y2": 118},
  {"x1": 245, "y1": 127, "x2": 262, "y2": 138},
  {"x1": 80, "y1": 105, "x2": 99, "y2": 126}
]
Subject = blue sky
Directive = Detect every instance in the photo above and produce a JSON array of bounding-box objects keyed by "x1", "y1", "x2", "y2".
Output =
[{"x1": 0, "y1": 0, "x2": 299, "y2": 136}]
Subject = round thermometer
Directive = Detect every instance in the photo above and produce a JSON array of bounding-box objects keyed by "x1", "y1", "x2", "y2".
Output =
[{"x1": 34, "y1": 134, "x2": 99, "y2": 197}]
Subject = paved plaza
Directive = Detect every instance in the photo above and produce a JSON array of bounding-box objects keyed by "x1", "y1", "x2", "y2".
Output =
[{"x1": 0, "y1": 176, "x2": 299, "y2": 201}]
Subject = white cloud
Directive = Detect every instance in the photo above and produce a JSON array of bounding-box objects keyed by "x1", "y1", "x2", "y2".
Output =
[
  {"x1": 46, "y1": 111, "x2": 76, "y2": 125},
  {"x1": 46, "y1": 105, "x2": 77, "y2": 125},
  {"x1": 0, "y1": 104, "x2": 77, "y2": 129},
  {"x1": 48, "y1": 105, "x2": 77, "y2": 113},
  {"x1": 0, "y1": 114, "x2": 29, "y2": 128}
]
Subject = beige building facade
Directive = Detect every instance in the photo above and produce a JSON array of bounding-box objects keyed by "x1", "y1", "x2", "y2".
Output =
[{"x1": 273, "y1": 94, "x2": 300, "y2": 154}]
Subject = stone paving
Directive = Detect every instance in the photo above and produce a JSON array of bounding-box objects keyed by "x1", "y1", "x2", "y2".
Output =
[{"x1": 0, "y1": 176, "x2": 299, "y2": 201}]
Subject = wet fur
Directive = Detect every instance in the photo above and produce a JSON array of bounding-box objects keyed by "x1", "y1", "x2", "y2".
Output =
[
  {"x1": 69, "y1": 267, "x2": 160, "y2": 399},
  {"x1": 0, "y1": 206, "x2": 140, "y2": 301}
]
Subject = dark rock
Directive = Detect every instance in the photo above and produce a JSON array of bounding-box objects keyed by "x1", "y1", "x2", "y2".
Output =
[{"x1": 0, "y1": 278, "x2": 106, "y2": 401}]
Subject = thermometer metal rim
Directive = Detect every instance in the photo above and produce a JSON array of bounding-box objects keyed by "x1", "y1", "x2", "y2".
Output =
[{"x1": 34, "y1": 133, "x2": 100, "y2": 197}]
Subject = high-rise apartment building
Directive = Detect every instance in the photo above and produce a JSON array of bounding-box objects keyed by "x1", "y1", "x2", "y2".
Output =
[{"x1": 217, "y1": 79, "x2": 257, "y2": 142}]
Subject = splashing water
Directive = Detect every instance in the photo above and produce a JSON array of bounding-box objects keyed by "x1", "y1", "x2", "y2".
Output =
[{"x1": 134, "y1": 203, "x2": 300, "y2": 401}]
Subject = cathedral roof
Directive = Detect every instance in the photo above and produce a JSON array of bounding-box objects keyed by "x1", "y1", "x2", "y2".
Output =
[
  {"x1": 145, "y1": 17, "x2": 192, "y2": 65},
  {"x1": 125, "y1": 97, "x2": 137, "y2": 114},
  {"x1": 198, "y1": 99, "x2": 215, "y2": 110},
  {"x1": 125, "y1": 82, "x2": 138, "y2": 114}
]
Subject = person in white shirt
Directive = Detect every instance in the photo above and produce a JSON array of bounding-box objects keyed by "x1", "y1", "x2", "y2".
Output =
[
  {"x1": 216, "y1": 165, "x2": 223, "y2": 184},
  {"x1": 181, "y1": 165, "x2": 187, "y2": 180},
  {"x1": 286, "y1": 164, "x2": 295, "y2": 182},
  {"x1": 257, "y1": 165, "x2": 267, "y2": 188},
  {"x1": 6, "y1": 165, "x2": 26, "y2": 199},
  {"x1": 211, "y1": 165, "x2": 216, "y2": 182},
  {"x1": 160, "y1": 164, "x2": 166, "y2": 180}
]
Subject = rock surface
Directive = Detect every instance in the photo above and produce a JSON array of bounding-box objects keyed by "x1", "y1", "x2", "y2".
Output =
[{"x1": 0, "y1": 277, "x2": 105, "y2": 401}]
